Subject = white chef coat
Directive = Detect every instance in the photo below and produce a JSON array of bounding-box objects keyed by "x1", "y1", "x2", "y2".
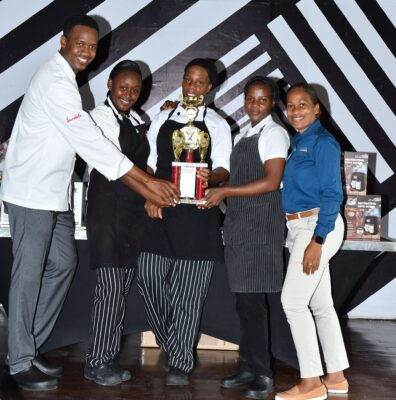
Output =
[
  {"x1": 88, "y1": 97, "x2": 145, "y2": 151},
  {"x1": 147, "y1": 103, "x2": 232, "y2": 173},
  {"x1": 0, "y1": 52, "x2": 133, "y2": 212}
]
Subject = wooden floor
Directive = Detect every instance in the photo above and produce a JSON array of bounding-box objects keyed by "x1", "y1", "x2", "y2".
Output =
[{"x1": 0, "y1": 306, "x2": 395, "y2": 400}]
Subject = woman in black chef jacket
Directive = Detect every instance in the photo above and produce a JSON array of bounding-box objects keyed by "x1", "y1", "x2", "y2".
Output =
[{"x1": 84, "y1": 60, "x2": 150, "y2": 387}]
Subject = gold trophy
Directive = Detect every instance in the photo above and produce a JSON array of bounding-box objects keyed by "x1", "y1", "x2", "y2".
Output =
[{"x1": 171, "y1": 95, "x2": 210, "y2": 204}]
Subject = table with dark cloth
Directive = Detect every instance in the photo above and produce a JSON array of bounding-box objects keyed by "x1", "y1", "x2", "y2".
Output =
[{"x1": 1, "y1": 232, "x2": 395, "y2": 370}]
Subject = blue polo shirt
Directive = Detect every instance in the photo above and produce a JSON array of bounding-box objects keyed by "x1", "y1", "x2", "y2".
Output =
[{"x1": 281, "y1": 120, "x2": 343, "y2": 239}]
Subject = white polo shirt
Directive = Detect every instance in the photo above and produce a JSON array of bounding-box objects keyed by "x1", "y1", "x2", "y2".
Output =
[
  {"x1": 0, "y1": 52, "x2": 133, "y2": 211},
  {"x1": 234, "y1": 115, "x2": 290, "y2": 162},
  {"x1": 147, "y1": 103, "x2": 232, "y2": 172}
]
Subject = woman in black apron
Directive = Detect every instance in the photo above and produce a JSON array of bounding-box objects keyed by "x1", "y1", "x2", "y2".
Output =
[
  {"x1": 204, "y1": 76, "x2": 290, "y2": 399},
  {"x1": 137, "y1": 58, "x2": 232, "y2": 385},
  {"x1": 84, "y1": 61, "x2": 150, "y2": 386}
]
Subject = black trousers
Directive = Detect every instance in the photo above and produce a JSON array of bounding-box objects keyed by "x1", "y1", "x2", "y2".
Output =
[{"x1": 236, "y1": 292, "x2": 273, "y2": 378}]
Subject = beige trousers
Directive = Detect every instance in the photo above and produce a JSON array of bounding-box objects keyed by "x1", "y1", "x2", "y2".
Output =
[{"x1": 281, "y1": 214, "x2": 349, "y2": 378}]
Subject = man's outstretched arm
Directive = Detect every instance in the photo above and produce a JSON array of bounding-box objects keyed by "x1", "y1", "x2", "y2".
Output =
[{"x1": 121, "y1": 166, "x2": 179, "y2": 207}]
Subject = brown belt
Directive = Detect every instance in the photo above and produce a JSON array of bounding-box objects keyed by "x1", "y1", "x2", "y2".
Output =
[{"x1": 285, "y1": 208, "x2": 320, "y2": 221}]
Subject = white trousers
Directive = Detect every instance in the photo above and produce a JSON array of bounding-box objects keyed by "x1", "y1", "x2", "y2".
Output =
[{"x1": 281, "y1": 214, "x2": 349, "y2": 378}]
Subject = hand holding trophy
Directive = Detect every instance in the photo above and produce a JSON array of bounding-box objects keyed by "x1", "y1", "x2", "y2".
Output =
[{"x1": 171, "y1": 95, "x2": 210, "y2": 204}]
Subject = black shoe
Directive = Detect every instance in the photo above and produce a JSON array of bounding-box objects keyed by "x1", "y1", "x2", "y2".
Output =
[
  {"x1": 221, "y1": 370, "x2": 255, "y2": 389},
  {"x1": 32, "y1": 354, "x2": 63, "y2": 378},
  {"x1": 163, "y1": 353, "x2": 170, "y2": 372},
  {"x1": 245, "y1": 375, "x2": 274, "y2": 399},
  {"x1": 166, "y1": 367, "x2": 189, "y2": 386},
  {"x1": 108, "y1": 359, "x2": 131, "y2": 381},
  {"x1": 12, "y1": 366, "x2": 58, "y2": 391},
  {"x1": 84, "y1": 363, "x2": 122, "y2": 386}
]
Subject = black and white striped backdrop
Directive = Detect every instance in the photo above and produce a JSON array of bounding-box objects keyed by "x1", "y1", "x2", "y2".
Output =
[{"x1": 0, "y1": 0, "x2": 395, "y2": 237}]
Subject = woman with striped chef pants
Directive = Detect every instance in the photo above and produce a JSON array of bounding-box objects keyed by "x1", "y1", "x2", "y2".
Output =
[
  {"x1": 137, "y1": 58, "x2": 232, "y2": 386},
  {"x1": 84, "y1": 60, "x2": 150, "y2": 386}
]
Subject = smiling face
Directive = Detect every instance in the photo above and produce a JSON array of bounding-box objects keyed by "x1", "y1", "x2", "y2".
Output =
[
  {"x1": 60, "y1": 25, "x2": 98, "y2": 74},
  {"x1": 244, "y1": 83, "x2": 274, "y2": 127},
  {"x1": 286, "y1": 87, "x2": 320, "y2": 133},
  {"x1": 108, "y1": 70, "x2": 142, "y2": 114},
  {"x1": 182, "y1": 65, "x2": 212, "y2": 101}
]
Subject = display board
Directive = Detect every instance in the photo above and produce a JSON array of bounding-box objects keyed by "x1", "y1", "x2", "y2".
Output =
[{"x1": 0, "y1": 0, "x2": 395, "y2": 234}]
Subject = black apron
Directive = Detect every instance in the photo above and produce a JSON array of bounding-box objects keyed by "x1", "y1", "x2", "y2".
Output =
[
  {"x1": 223, "y1": 133, "x2": 284, "y2": 292},
  {"x1": 86, "y1": 105, "x2": 150, "y2": 269},
  {"x1": 141, "y1": 107, "x2": 223, "y2": 261}
]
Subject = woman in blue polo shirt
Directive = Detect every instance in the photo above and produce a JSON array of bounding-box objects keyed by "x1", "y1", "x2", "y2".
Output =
[{"x1": 275, "y1": 83, "x2": 349, "y2": 400}]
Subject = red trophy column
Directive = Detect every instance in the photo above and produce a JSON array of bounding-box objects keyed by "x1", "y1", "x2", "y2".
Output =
[
  {"x1": 172, "y1": 164, "x2": 179, "y2": 186},
  {"x1": 196, "y1": 169, "x2": 204, "y2": 200}
]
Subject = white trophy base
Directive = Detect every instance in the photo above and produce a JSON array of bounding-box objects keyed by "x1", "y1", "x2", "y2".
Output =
[{"x1": 172, "y1": 161, "x2": 208, "y2": 205}]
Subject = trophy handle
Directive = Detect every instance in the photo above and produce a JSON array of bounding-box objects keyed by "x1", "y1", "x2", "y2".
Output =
[
  {"x1": 198, "y1": 131, "x2": 210, "y2": 163},
  {"x1": 180, "y1": 94, "x2": 204, "y2": 107},
  {"x1": 172, "y1": 129, "x2": 185, "y2": 161}
]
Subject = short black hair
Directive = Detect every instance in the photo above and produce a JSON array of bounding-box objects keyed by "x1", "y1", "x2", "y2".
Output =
[
  {"x1": 287, "y1": 82, "x2": 320, "y2": 105},
  {"x1": 244, "y1": 76, "x2": 279, "y2": 105},
  {"x1": 63, "y1": 14, "x2": 99, "y2": 37},
  {"x1": 109, "y1": 60, "x2": 142, "y2": 80},
  {"x1": 184, "y1": 58, "x2": 218, "y2": 87}
]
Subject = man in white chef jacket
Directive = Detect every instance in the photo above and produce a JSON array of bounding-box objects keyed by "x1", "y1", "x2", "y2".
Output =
[{"x1": 0, "y1": 14, "x2": 177, "y2": 391}]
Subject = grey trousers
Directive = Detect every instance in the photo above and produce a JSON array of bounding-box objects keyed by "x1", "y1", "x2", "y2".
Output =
[{"x1": 5, "y1": 202, "x2": 77, "y2": 374}]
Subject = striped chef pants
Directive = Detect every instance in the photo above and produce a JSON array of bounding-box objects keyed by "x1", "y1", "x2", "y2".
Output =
[
  {"x1": 86, "y1": 267, "x2": 135, "y2": 367},
  {"x1": 137, "y1": 252, "x2": 214, "y2": 373}
]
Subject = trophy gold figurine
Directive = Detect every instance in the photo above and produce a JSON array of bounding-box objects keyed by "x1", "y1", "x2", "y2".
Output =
[{"x1": 171, "y1": 95, "x2": 210, "y2": 204}]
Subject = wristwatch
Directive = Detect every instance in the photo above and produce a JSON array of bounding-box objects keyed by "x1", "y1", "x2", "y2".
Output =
[{"x1": 313, "y1": 235, "x2": 325, "y2": 245}]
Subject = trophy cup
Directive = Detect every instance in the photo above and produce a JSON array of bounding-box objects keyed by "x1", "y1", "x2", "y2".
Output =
[{"x1": 171, "y1": 95, "x2": 210, "y2": 204}]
